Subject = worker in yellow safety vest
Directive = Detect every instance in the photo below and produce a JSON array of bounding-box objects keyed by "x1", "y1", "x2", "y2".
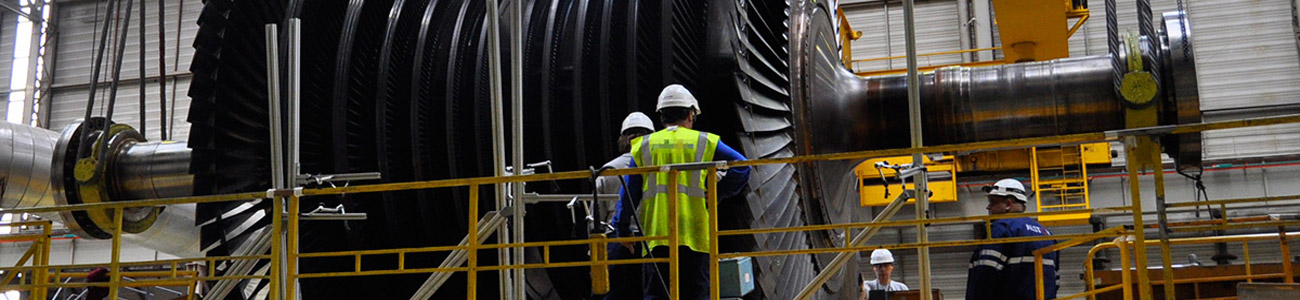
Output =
[{"x1": 613, "y1": 84, "x2": 751, "y2": 299}]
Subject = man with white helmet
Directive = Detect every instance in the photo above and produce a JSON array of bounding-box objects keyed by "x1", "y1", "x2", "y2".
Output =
[
  {"x1": 613, "y1": 84, "x2": 751, "y2": 299},
  {"x1": 596, "y1": 112, "x2": 656, "y2": 199},
  {"x1": 966, "y1": 178, "x2": 1060, "y2": 300},
  {"x1": 859, "y1": 249, "x2": 908, "y2": 300},
  {"x1": 597, "y1": 112, "x2": 655, "y2": 300}
]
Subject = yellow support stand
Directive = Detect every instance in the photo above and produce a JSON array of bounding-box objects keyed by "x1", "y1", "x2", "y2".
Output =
[{"x1": 590, "y1": 233, "x2": 609, "y2": 295}]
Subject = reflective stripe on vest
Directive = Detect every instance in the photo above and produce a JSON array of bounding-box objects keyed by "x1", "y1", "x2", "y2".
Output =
[{"x1": 630, "y1": 127, "x2": 720, "y2": 253}]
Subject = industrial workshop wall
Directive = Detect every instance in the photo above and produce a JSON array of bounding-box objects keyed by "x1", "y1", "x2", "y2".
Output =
[
  {"x1": 42, "y1": 0, "x2": 198, "y2": 141},
  {"x1": 0, "y1": 12, "x2": 16, "y2": 122}
]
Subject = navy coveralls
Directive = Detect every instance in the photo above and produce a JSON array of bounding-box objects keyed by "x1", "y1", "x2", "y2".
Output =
[{"x1": 966, "y1": 217, "x2": 1060, "y2": 300}]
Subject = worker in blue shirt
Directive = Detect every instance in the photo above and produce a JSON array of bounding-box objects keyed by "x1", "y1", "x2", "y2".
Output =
[
  {"x1": 966, "y1": 178, "x2": 1060, "y2": 300},
  {"x1": 613, "y1": 84, "x2": 751, "y2": 300}
]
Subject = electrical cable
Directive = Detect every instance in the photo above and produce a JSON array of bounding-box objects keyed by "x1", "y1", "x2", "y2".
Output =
[
  {"x1": 1176, "y1": 167, "x2": 1208, "y2": 218},
  {"x1": 92, "y1": 0, "x2": 136, "y2": 179},
  {"x1": 156, "y1": 0, "x2": 167, "y2": 140},
  {"x1": 138, "y1": 0, "x2": 146, "y2": 140},
  {"x1": 77, "y1": 0, "x2": 119, "y2": 162},
  {"x1": 603, "y1": 166, "x2": 671, "y2": 296}
]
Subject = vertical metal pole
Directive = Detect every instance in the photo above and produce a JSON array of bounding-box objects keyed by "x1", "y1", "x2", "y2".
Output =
[
  {"x1": 884, "y1": 1, "x2": 892, "y2": 70},
  {"x1": 956, "y1": 0, "x2": 972, "y2": 63},
  {"x1": 1153, "y1": 152, "x2": 1175, "y2": 300},
  {"x1": 1118, "y1": 237, "x2": 1133, "y2": 300},
  {"x1": 1083, "y1": 240, "x2": 1100, "y2": 300},
  {"x1": 288, "y1": 194, "x2": 300, "y2": 299},
  {"x1": 469, "y1": 185, "x2": 480, "y2": 299},
  {"x1": 1243, "y1": 242, "x2": 1253, "y2": 283},
  {"x1": 1282, "y1": 227, "x2": 1295, "y2": 283},
  {"x1": 511, "y1": 0, "x2": 527, "y2": 297},
  {"x1": 1035, "y1": 252, "x2": 1046, "y2": 300},
  {"x1": 266, "y1": 22, "x2": 291, "y2": 300},
  {"x1": 902, "y1": 1, "x2": 931, "y2": 299},
  {"x1": 971, "y1": 0, "x2": 993, "y2": 61},
  {"x1": 289, "y1": 19, "x2": 302, "y2": 181},
  {"x1": 287, "y1": 18, "x2": 303, "y2": 300},
  {"x1": 32, "y1": 234, "x2": 43, "y2": 299},
  {"x1": 37, "y1": 222, "x2": 51, "y2": 300},
  {"x1": 708, "y1": 167, "x2": 720, "y2": 300},
  {"x1": 1123, "y1": 136, "x2": 1155, "y2": 300},
  {"x1": 484, "y1": 0, "x2": 512, "y2": 297},
  {"x1": 110, "y1": 207, "x2": 123, "y2": 300},
  {"x1": 667, "y1": 170, "x2": 680, "y2": 300},
  {"x1": 270, "y1": 191, "x2": 283, "y2": 300},
  {"x1": 265, "y1": 24, "x2": 285, "y2": 190}
]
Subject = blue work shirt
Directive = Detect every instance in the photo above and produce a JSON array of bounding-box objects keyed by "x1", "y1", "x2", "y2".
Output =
[
  {"x1": 612, "y1": 139, "x2": 751, "y2": 239},
  {"x1": 966, "y1": 217, "x2": 1060, "y2": 300}
]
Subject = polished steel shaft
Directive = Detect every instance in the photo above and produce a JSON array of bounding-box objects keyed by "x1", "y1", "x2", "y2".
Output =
[
  {"x1": 110, "y1": 141, "x2": 194, "y2": 201},
  {"x1": 802, "y1": 12, "x2": 1199, "y2": 166},
  {"x1": 0, "y1": 121, "x2": 198, "y2": 257},
  {"x1": 817, "y1": 54, "x2": 1125, "y2": 153}
]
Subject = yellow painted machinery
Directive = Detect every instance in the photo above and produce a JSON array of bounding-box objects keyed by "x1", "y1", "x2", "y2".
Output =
[
  {"x1": 992, "y1": 0, "x2": 1090, "y2": 62},
  {"x1": 857, "y1": 143, "x2": 1113, "y2": 226}
]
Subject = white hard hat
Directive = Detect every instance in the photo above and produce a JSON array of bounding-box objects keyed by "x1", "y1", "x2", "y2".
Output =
[
  {"x1": 983, "y1": 178, "x2": 1030, "y2": 202},
  {"x1": 656, "y1": 84, "x2": 701, "y2": 115},
  {"x1": 870, "y1": 249, "x2": 895, "y2": 265},
  {"x1": 620, "y1": 112, "x2": 654, "y2": 133}
]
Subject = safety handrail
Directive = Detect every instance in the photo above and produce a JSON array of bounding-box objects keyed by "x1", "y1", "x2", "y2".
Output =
[
  {"x1": 0, "y1": 114, "x2": 1297, "y2": 299},
  {"x1": 1080, "y1": 231, "x2": 1300, "y2": 300}
]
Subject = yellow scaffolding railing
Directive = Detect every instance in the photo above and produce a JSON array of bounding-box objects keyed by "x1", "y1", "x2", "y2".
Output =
[
  {"x1": 1081, "y1": 231, "x2": 1298, "y2": 300},
  {"x1": 0, "y1": 114, "x2": 1295, "y2": 299},
  {"x1": 1032, "y1": 145, "x2": 1095, "y2": 225}
]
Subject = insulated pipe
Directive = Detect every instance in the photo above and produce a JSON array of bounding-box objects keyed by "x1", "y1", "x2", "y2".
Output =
[
  {"x1": 0, "y1": 121, "x2": 61, "y2": 213},
  {"x1": 0, "y1": 121, "x2": 198, "y2": 257}
]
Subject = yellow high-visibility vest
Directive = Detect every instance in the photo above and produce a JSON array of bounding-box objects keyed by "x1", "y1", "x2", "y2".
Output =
[{"x1": 630, "y1": 126, "x2": 720, "y2": 253}]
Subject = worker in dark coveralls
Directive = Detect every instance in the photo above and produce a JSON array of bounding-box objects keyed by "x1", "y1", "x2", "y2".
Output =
[{"x1": 966, "y1": 178, "x2": 1060, "y2": 300}]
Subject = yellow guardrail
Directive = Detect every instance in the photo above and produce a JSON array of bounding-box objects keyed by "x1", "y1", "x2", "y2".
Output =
[
  {"x1": 0, "y1": 114, "x2": 1295, "y2": 299},
  {"x1": 1080, "y1": 231, "x2": 1299, "y2": 300}
]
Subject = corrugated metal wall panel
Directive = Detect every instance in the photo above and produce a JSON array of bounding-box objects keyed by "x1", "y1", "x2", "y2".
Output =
[
  {"x1": 45, "y1": 0, "x2": 198, "y2": 139},
  {"x1": 1187, "y1": 0, "x2": 1300, "y2": 112},
  {"x1": 0, "y1": 11, "x2": 17, "y2": 94},
  {"x1": 48, "y1": 77, "x2": 190, "y2": 141},
  {"x1": 0, "y1": 10, "x2": 15, "y2": 120},
  {"x1": 845, "y1": 0, "x2": 963, "y2": 72}
]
